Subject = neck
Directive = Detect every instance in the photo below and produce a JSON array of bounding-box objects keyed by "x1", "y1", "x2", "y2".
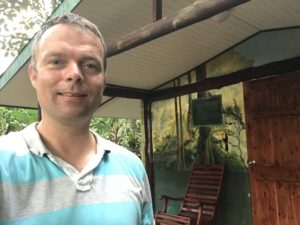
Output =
[{"x1": 36, "y1": 118, "x2": 96, "y2": 171}]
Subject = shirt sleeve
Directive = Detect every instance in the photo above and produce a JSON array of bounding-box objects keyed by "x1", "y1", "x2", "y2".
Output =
[{"x1": 141, "y1": 171, "x2": 154, "y2": 225}]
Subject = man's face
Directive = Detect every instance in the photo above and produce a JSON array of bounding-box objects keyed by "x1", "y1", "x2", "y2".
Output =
[{"x1": 29, "y1": 24, "x2": 105, "y2": 124}]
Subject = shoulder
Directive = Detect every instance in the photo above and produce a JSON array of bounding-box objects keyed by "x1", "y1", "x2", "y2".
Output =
[
  {"x1": 0, "y1": 129, "x2": 31, "y2": 180},
  {"x1": 101, "y1": 136, "x2": 143, "y2": 166},
  {"x1": 93, "y1": 132, "x2": 146, "y2": 178},
  {"x1": 0, "y1": 129, "x2": 28, "y2": 154},
  {"x1": 104, "y1": 137, "x2": 139, "y2": 158},
  {"x1": 93, "y1": 131, "x2": 141, "y2": 161}
]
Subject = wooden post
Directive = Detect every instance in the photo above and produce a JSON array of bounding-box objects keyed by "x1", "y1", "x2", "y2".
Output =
[
  {"x1": 143, "y1": 99, "x2": 155, "y2": 208},
  {"x1": 107, "y1": 0, "x2": 248, "y2": 57},
  {"x1": 153, "y1": 0, "x2": 162, "y2": 21}
]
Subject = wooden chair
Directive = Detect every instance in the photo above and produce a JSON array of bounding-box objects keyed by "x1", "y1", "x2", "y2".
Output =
[{"x1": 155, "y1": 164, "x2": 224, "y2": 225}]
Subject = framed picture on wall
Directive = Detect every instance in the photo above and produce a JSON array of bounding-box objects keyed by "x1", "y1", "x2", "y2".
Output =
[{"x1": 191, "y1": 95, "x2": 223, "y2": 127}]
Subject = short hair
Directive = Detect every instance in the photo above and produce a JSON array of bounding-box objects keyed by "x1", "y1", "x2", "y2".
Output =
[{"x1": 31, "y1": 13, "x2": 107, "y2": 71}]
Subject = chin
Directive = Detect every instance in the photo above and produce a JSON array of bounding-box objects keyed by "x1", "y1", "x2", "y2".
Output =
[{"x1": 59, "y1": 109, "x2": 92, "y2": 121}]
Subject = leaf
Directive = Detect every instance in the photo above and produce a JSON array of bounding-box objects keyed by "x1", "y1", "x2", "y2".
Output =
[
  {"x1": 1, "y1": 0, "x2": 62, "y2": 57},
  {"x1": 4, "y1": 23, "x2": 8, "y2": 32}
]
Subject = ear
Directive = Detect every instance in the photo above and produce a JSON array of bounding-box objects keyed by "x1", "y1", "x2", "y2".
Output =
[{"x1": 28, "y1": 64, "x2": 37, "y2": 89}]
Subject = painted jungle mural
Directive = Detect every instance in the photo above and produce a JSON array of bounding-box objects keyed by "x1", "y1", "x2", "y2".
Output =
[
  {"x1": 152, "y1": 48, "x2": 252, "y2": 172},
  {"x1": 152, "y1": 49, "x2": 253, "y2": 225}
]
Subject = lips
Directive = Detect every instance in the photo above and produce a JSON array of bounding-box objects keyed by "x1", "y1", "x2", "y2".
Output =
[{"x1": 58, "y1": 92, "x2": 87, "y2": 97}]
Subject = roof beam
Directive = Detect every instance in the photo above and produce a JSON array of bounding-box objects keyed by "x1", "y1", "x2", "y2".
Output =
[
  {"x1": 149, "y1": 56, "x2": 300, "y2": 101},
  {"x1": 104, "y1": 84, "x2": 149, "y2": 99},
  {"x1": 107, "y1": 0, "x2": 249, "y2": 57},
  {"x1": 153, "y1": 0, "x2": 162, "y2": 22}
]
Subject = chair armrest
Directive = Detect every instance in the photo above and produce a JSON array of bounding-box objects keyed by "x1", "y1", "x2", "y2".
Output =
[
  {"x1": 159, "y1": 195, "x2": 184, "y2": 201},
  {"x1": 159, "y1": 195, "x2": 184, "y2": 213}
]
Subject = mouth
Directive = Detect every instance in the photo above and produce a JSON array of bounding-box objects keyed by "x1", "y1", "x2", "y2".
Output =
[{"x1": 58, "y1": 92, "x2": 87, "y2": 97}]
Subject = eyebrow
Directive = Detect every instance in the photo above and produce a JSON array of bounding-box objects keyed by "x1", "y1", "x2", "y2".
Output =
[{"x1": 42, "y1": 51, "x2": 65, "y2": 61}]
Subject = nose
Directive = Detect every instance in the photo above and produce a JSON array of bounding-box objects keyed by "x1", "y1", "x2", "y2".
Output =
[{"x1": 65, "y1": 62, "x2": 84, "y2": 83}]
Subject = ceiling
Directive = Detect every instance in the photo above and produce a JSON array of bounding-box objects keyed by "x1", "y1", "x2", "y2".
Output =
[{"x1": 0, "y1": 0, "x2": 300, "y2": 119}]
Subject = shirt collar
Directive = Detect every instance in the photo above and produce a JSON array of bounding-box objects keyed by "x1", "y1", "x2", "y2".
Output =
[
  {"x1": 22, "y1": 123, "x2": 48, "y2": 157},
  {"x1": 22, "y1": 123, "x2": 111, "y2": 157}
]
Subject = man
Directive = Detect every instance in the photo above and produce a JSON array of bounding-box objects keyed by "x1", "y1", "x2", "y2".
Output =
[{"x1": 0, "y1": 13, "x2": 153, "y2": 225}]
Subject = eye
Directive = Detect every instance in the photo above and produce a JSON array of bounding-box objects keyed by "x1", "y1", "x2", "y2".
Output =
[
  {"x1": 84, "y1": 63, "x2": 96, "y2": 69},
  {"x1": 51, "y1": 59, "x2": 61, "y2": 65},
  {"x1": 82, "y1": 62, "x2": 100, "y2": 73},
  {"x1": 48, "y1": 58, "x2": 64, "y2": 67}
]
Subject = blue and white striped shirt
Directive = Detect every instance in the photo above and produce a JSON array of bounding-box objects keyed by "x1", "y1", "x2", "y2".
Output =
[{"x1": 0, "y1": 123, "x2": 153, "y2": 225}]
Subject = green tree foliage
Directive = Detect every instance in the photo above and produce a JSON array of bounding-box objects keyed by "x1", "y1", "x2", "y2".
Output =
[
  {"x1": 0, "y1": 106, "x2": 38, "y2": 135},
  {"x1": 0, "y1": 107, "x2": 142, "y2": 156},
  {"x1": 90, "y1": 117, "x2": 141, "y2": 157},
  {"x1": 0, "y1": 0, "x2": 61, "y2": 57}
]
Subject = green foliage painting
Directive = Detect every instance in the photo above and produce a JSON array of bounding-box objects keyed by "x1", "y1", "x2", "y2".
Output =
[
  {"x1": 152, "y1": 49, "x2": 253, "y2": 172},
  {"x1": 152, "y1": 84, "x2": 248, "y2": 172},
  {"x1": 152, "y1": 83, "x2": 251, "y2": 225},
  {"x1": 152, "y1": 49, "x2": 253, "y2": 225}
]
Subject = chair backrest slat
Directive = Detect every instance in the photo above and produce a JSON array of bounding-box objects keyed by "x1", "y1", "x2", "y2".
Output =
[{"x1": 178, "y1": 164, "x2": 224, "y2": 221}]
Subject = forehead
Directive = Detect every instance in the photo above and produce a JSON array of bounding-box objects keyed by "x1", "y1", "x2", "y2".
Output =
[
  {"x1": 33, "y1": 24, "x2": 106, "y2": 69},
  {"x1": 38, "y1": 24, "x2": 104, "y2": 53}
]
